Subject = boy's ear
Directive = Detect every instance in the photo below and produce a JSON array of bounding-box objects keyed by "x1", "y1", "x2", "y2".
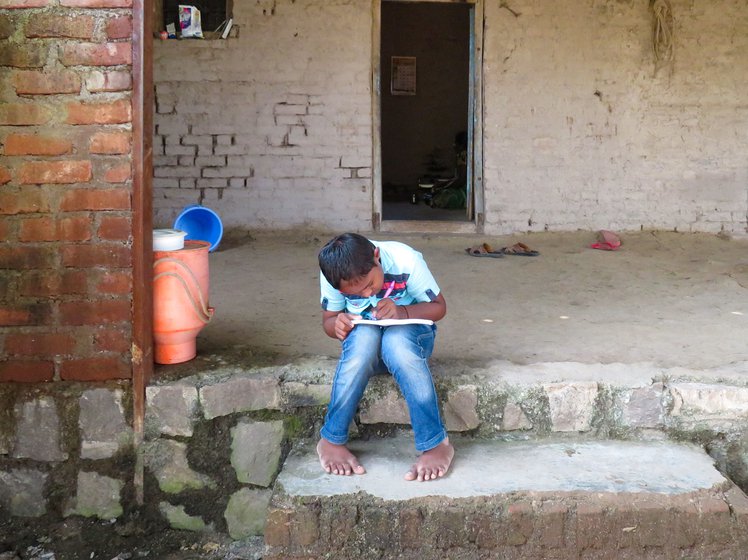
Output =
[{"x1": 373, "y1": 247, "x2": 380, "y2": 264}]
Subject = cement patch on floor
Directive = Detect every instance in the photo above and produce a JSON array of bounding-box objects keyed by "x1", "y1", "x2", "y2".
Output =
[{"x1": 276, "y1": 435, "x2": 728, "y2": 500}]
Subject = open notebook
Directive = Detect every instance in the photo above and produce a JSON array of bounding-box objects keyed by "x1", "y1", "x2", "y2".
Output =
[{"x1": 351, "y1": 318, "x2": 434, "y2": 327}]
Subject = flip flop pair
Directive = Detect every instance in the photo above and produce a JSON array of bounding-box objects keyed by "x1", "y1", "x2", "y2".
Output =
[{"x1": 465, "y1": 242, "x2": 540, "y2": 257}]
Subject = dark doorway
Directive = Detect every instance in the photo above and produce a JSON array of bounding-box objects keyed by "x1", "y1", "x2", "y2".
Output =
[{"x1": 380, "y1": 1, "x2": 472, "y2": 222}]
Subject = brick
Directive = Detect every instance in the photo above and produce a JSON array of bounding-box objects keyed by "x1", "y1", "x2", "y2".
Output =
[
  {"x1": 25, "y1": 14, "x2": 95, "y2": 38},
  {"x1": 697, "y1": 495, "x2": 732, "y2": 545},
  {"x1": 103, "y1": 163, "x2": 131, "y2": 183},
  {"x1": 0, "y1": 166, "x2": 10, "y2": 184},
  {"x1": 0, "y1": 303, "x2": 52, "y2": 325},
  {"x1": 93, "y1": 327, "x2": 130, "y2": 353},
  {"x1": 0, "y1": 103, "x2": 50, "y2": 125},
  {"x1": 576, "y1": 503, "x2": 609, "y2": 549},
  {"x1": 0, "y1": 43, "x2": 47, "y2": 67},
  {"x1": 66, "y1": 99, "x2": 131, "y2": 125},
  {"x1": 86, "y1": 70, "x2": 131, "y2": 92},
  {"x1": 106, "y1": 16, "x2": 131, "y2": 40},
  {"x1": 98, "y1": 216, "x2": 131, "y2": 240},
  {"x1": 289, "y1": 507, "x2": 319, "y2": 547},
  {"x1": 472, "y1": 512, "x2": 500, "y2": 549},
  {"x1": 537, "y1": 502, "x2": 567, "y2": 549},
  {"x1": 501, "y1": 502, "x2": 534, "y2": 546},
  {"x1": 4, "y1": 133, "x2": 73, "y2": 155},
  {"x1": 431, "y1": 508, "x2": 468, "y2": 549},
  {"x1": 60, "y1": 188, "x2": 130, "y2": 211},
  {"x1": 0, "y1": 187, "x2": 51, "y2": 214},
  {"x1": 20, "y1": 216, "x2": 92, "y2": 242},
  {"x1": 19, "y1": 161, "x2": 92, "y2": 184},
  {"x1": 0, "y1": 360, "x2": 54, "y2": 383},
  {"x1": 19, "y1": 270, "x2": 88, "y2": 296},
  {"x1": 60, "y1": 299, "x2": 130, "y2": 325},
  {"x1": 0, "y1": 15, "x2": 15, "y2": 39},
  {"x1": 61, "y1": 0, "x2": 131, "y2": 6},
  {"x1": 318, "y1": 504, "x2": 356, "y2": 550},
  {"x1": 60, "y1": 356, "x2": 130, "y2": 381},
  {"x1": 96, "y1": 271, "x2": 131, "y2": 293},
  {"x1": 0, "y1": 246, "x2": 56, "y2": 269},
  {"x1": 5, "y1": 332, "x2": 76, "y2": 356},
  {"x1": 60, "y1": 42, "x2": 132, "y2": 67},
  {"x1": 399, "y1": 508, "x2": 423, "y2": 550},
  {"x1": 361, "y1": 507, "x2": 394, "y2": 551},
  {"x1": 90, "y1": 131, "x2": 131, "y2": 154},
  {"x1": 0, "y1": 0, "x2": 50, "y2": 7},
  {"x1": 265, "y1": 509, "x2": 292, "y2": 547},
  {"x1": 13, "y1": 70, "x2": 81, "y2": 95},
  {"x1": 61, "y1": 244, "x2": 131, "y2": 268}
]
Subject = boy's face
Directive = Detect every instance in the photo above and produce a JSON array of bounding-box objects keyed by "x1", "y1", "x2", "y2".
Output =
[{"x1": 338, "y1": 248, "x2": 385, "y2": 298}]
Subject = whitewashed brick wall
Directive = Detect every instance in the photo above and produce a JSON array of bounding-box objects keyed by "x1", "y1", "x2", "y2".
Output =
[{"x1": 153, "y1": 0, "x2": 748, "y2": 234}]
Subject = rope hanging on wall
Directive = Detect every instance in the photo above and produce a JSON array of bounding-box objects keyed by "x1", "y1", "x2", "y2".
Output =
[{"x1": 652, "y1": 0, "x2": 674, "y2": 75}]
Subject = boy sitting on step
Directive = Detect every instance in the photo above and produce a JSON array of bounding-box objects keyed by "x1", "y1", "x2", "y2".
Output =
[{"x1": 316, "y1": 232, "x2": 454, "y2": 482}]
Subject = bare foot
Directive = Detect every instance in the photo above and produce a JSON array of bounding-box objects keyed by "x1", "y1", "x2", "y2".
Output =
[
  {"x1": 404, "y1": 439, "x2": 454, "y2": 482},
  {"x1": 317, "y1": 438, "x2": 366, "y2": 476}
]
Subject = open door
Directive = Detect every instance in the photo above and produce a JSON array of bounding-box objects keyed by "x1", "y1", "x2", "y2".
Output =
[{"x1": 376, "y1": 0, "x2": 480, "y2": 226}]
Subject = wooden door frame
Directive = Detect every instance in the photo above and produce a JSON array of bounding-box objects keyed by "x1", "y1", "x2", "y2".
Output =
[
  {"x1": 132, "y1": 0, "x2": 154, "y2": 504},
  {"x1": 372, "y1": 0, "x2": 485, "y2": 234}
]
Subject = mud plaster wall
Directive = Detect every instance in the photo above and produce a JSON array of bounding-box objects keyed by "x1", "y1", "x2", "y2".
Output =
[{"x1": 153, "y1": 0, "x2": 748, "y2": 234}]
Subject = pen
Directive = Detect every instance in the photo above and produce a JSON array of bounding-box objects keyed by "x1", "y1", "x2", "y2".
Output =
[{"x1": 383, "y1": 281, "x2": 395, "y2": 299}]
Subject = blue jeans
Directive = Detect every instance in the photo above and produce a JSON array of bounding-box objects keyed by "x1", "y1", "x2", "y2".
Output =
[{"x1": 320, "y1": 323, "x2": 447, "y2": 452}]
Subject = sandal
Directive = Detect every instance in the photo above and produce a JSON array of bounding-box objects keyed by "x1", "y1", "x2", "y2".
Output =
[
  {"x1": 499, "y1": 242, "x2": 539, "y2": 256},
  {"x1": 465, "y1": 243, "x2": 504, "y2": 258}
]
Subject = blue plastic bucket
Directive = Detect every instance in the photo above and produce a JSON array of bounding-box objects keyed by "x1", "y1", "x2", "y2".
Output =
[{"x1": 173, "y1": 205, "x2": 223, "y2": 252}]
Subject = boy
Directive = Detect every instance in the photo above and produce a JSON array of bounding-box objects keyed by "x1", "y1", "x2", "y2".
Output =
[{"x1": 317, "y1": 233, "x2": 454, "y2": 482}]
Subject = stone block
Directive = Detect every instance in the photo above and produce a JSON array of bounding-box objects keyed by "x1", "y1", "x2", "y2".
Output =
[
  {"x1": 66, "y1": 471, "x2": 123, "y2": 520},
  {"x1": 620, "y1": 383, "x2": 664, "y2": 428},
  {"x1": 230, "y1": 420, "x2": 284, "y2": 487},
  {"x1": 359, "y1": 384, "x2": 409, "y2": 425},
  {"x1": 281, "y1": 382, "x2": 331, "y2": 407},
  {"x1": 143, "y1": 439, "x2": 216, "y2": 494},
  {"x1": 13, "y1": 397, "x2": 66, "y2": 461},
  {"x1": 442, "y1": 385, "x2": 480, "y2": 431},
  {"x1": 670, "y1": 383, "x2": 748, "y2": 420},
  {"x1": 0, "y1": 468, "x2": 47, "y2": 517},
  {"x1": 224, "y1": 488, "x2": 272, "y2": 539},
  {"x1": 502, "y1": 402, "x2": 532, "y2": 431},
  {"x1": 79, "y1": 388, "x2": 132, "y2": 459},
  {"x1": 160, "y1": 502, "x2": 213, "y2": 532},
  {"x1": 544, "y1": 382, "x2": 598, "y2": 432},
  {"x1": 145, "y1": 383, "x2": 199, "y2": 437},
  {"x1": 200, "y1": 374, "x2": 281, "y2": 419}
]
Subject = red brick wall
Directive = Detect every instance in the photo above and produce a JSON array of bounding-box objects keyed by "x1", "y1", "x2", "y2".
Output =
[{"x1": 0, "y1": 0, "x2": 134, "y2": 382}]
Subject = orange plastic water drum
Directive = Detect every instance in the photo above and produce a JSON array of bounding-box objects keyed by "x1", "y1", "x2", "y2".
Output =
[{"x1": 153, "y1": 240, "x2": 214, "y2": 364}]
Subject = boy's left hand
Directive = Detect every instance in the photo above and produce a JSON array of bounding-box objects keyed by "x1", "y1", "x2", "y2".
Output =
[{"x1": 372, "y1": 298, "x2": 404, "y2": 320}]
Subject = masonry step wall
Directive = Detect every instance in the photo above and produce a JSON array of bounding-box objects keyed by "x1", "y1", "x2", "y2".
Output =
[
  {"x1": 266, "y1": 436, "x2": 748, "y2": 559},
  {"x1": 3, "y1": 354, "x2": 748, "y2": 545}
]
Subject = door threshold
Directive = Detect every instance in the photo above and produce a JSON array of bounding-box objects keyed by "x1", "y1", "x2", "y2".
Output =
[{"x1": 379, "y1": 220, "x2": 478, "y2": 234}]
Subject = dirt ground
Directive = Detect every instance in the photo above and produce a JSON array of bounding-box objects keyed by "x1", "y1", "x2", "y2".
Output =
[{"x1": 200, "y1": 229, "x2": 748, "y2": 373}]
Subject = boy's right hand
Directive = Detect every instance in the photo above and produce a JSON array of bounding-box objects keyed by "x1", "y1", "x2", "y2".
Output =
[{"x1": 334, "y1": 313, "x2": 361, "y2": 341}]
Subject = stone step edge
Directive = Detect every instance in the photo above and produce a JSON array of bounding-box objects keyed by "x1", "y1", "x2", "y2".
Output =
[
  {"x1": 264, "y1": 485, "x2": 748, "y2": 557},
  {"x1": 146, "y1": 357, "x2": 748, "y2": 440}
]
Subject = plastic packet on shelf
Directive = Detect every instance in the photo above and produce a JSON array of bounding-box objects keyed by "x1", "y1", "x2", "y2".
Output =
[{"x1": 179, "y1": 5, "x2": 203, "y2": 39}]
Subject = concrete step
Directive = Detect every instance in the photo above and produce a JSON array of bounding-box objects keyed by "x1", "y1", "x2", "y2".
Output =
[{"x1": 266, "y1": 435, "x2": 748, "y2": 559}]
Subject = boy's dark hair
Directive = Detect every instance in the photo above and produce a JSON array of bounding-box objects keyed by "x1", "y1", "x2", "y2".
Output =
[{"x1": 318, "y1": 233, "x2": 376, "y2": 289}]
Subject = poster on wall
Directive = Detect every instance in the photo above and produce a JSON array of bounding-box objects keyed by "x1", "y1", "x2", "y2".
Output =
[{"x1": 391, "y1": 56, "x2": 416, "y2": 96}]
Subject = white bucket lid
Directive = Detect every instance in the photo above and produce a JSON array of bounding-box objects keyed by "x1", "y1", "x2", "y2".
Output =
[{"x1": 153, "y1": 228, "x2": 187, "y2": 251}]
